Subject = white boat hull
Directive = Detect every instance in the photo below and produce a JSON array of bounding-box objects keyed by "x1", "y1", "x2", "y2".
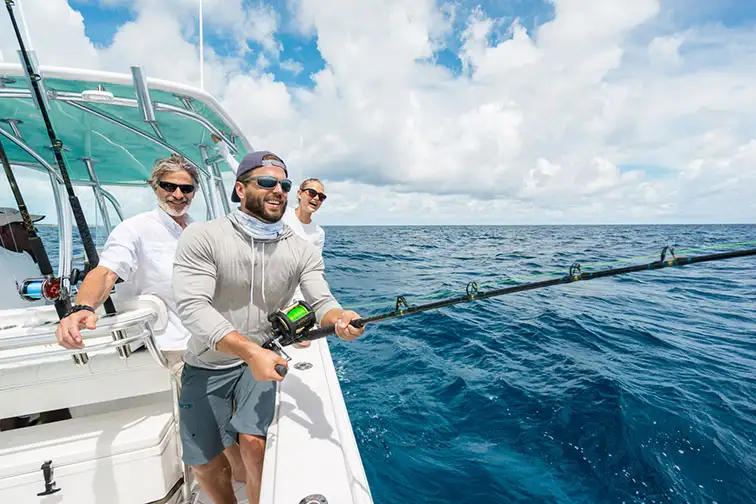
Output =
[{"x1": 0, "y1": 298, "x2": 373, "y2": 504}]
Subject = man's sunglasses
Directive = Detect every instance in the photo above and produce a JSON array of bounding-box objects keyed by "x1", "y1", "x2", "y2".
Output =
[
  {"x1": 157, "y1": 181, "x2": 195, "y2": 194},
  {"x1": 242, "y1": 176, "x2": 292, "y2": 192},
  {"x1": 301, "y1": 187, "x2": 327, "y2": 201}
]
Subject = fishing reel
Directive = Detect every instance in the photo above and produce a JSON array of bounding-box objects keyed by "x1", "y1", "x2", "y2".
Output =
[
  {"x1": 16, "y1": 269, "x2": 84, "y2": 303},
  {"x1": 17, "y1": 276, "x2": 62, "y2": 302},
  {"x1": 263, "y1": 300, "x2": 317, "y2": 376}
]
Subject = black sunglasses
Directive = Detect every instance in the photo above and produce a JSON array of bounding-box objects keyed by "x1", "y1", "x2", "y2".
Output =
[
  {"x1": 157, "y1": 181, "x2": 195, "y2": 194},
  {"x1": 301, "y1": 187, "x2": 327, "y2": 201},
  {"x1": 242, "y1": 176, "x2": 292, "y2": 192}
]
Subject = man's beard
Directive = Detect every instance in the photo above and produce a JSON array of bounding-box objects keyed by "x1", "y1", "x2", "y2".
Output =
[
  {"x1": 244, "y1": 192, "x2": 287, "y2": 223},
  {"x1": 158, "y1": 197, "x2": 191, "y2": 217}
]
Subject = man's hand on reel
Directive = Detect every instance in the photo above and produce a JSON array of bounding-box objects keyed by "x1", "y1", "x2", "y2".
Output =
[{"x1": 261, "y1": 302, "x2": 366, "y2": 378}]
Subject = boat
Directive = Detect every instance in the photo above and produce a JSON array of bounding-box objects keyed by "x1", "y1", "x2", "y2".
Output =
[{"x1": 0, "y1": 25, "x2": 374, "y2": 504}]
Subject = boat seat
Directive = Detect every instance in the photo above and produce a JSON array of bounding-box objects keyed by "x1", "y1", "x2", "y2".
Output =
[
  {"x1": 0, "y1": 295, "x2": 174, "y2": 419},
  {"x1": 0, "y1": 392, "x2": 182, "y2": 503}
]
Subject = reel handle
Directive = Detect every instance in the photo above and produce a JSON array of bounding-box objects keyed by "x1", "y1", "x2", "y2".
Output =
[{"x1": 274, "y1": 364, "x2": 288, "y2": 378}]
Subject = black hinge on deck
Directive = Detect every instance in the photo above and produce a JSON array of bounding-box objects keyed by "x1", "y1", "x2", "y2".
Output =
[{"x1": 37, "y1": 460, "x2": 61, "y2": 496}]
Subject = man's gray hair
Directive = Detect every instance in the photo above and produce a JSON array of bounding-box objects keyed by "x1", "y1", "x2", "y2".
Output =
[{"x1": 147, "y1": 154, "x2": 199, "y2": 189}]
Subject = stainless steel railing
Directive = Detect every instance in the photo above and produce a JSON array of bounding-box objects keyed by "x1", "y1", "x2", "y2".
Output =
[{"x1": 0, "y1": 308, "x2": 166, "y2": 367}]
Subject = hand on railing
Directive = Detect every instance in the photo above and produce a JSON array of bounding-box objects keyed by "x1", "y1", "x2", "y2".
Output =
[
  {"x1": 0, "y1": 307, "x2": 162, "y2": 367},
  {"x1": 56, "y1": 309, "x2": 99, "y2": 350}
]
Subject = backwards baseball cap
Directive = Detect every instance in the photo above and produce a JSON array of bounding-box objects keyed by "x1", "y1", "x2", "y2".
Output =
[
  {"x1": 0, "y1": 207, "x2": 44, "y2": 227},
  {"x1": 231, "y1": 150, "x2": 288, "y2": 203}
]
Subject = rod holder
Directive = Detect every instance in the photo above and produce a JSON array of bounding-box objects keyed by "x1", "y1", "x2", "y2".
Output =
[
  {"x1": 130, "y1": 66, "x2": 164, "y2": 140},
  {"x1": 131, "y1": 66, "x2": 157, "y2": 123}
]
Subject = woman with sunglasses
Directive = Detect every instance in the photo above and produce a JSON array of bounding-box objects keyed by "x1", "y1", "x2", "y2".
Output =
[{"x1": 283, "y1": 178, "x2": 327, "y2": 252}]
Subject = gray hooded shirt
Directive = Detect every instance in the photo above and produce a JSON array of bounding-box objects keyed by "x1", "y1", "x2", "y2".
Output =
[{"x1": 172, "y1": 213, "x2": 341, "y2": 370}]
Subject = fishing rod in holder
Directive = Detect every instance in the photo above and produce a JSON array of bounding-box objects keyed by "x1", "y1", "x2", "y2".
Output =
[
  {"x1": 4, "y1": 1, "x2": 116, "y2": 313},
  {"x1": 263, "y1": 245, "x2": 756, "y2": 375},
  {"x1": 5, "y1": 0, "x2": 123, "y2": 363}
]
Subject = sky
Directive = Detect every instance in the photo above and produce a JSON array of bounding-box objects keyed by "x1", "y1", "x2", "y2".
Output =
[{"x1": 1, "y1": 0, "x2": 755, "y2": 226}]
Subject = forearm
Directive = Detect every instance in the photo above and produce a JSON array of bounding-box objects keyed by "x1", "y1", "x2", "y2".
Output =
[
  {"x1": 75, "y1": 266, "x2": 118, "y2": 309},
  {"x1": 216, "y1": 330, "x2": 263, "y2": 361}
]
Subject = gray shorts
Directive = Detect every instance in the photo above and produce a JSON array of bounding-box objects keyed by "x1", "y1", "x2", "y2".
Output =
[{"x1": 178, "y1": 362, "x2": 276, "y2": 466}]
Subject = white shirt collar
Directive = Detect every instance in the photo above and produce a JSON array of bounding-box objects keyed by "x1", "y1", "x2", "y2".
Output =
[{"x1": 152, "y1": 207, "x2": 193, "y2": 238}]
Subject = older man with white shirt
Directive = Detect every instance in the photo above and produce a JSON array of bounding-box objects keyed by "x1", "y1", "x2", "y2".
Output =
[
  {"x1": 55, "y1": 153, "x2": 198, "y2": 369},
  {"x1": 54, "y1": 153, "x2": 247, "y2": 480}
]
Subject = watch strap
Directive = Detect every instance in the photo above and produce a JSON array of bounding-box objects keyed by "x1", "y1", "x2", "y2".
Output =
[{"x1": 66, "y1": 304, "x2": 95, "y2": 317}]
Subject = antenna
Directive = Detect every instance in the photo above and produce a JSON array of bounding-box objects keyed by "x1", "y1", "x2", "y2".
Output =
[{"x1": 199, "y1": 0, "x2": 204, "y2": 91}]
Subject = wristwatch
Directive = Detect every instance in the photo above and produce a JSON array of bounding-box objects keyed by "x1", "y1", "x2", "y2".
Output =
[{"x1": 66, "y1": 304, "x2": 95, "y2": 317}]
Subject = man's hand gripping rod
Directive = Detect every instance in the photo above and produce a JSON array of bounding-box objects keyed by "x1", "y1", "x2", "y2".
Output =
[{"x1": 262, "y1": 300, "x2": 367, "y2": 377}]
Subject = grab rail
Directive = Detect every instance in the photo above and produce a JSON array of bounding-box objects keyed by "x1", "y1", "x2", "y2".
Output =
[{"x1": 0, "y1": 308, "x2": 167, "y2": 368}]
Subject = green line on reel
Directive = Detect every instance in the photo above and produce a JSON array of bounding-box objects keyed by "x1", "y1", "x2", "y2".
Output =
[{"x1": 286, "y1": 303, "x2": 310, "y2": 323}]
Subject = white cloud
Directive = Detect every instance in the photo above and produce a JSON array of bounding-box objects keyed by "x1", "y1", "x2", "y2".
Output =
[
  {"x1": 648, "y1": 35, "x2": 683, "y2": 67},
  {"x1": 0, "y1": 0, "x2": 99, "y2": 67},
  {"x1": 280, "y1": 59, "x2": 304, "y2": 75},
  {"x1": 0, "y1": 0, "x2": 755, "y2": 226}
]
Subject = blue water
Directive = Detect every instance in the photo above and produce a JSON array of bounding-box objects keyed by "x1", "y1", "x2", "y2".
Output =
[{"x1": 40, "y1": 224, "x2": 756, "y2": 504}]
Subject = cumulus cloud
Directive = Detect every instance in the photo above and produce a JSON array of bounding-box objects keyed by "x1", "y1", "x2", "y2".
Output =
[{"x1": 0, "y1": 0, "x2": 755, "y2": 225}]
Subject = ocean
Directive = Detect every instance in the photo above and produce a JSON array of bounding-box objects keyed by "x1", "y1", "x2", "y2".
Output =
[{"x1": 40, "y1": 223, "x2": 756, "y2": 504}]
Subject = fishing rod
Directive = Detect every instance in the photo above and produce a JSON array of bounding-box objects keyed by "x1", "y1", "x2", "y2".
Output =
[
  {"x1": 0, "y1": 140, "x2": 70, "y2": 318},
  {"x1": 263, "y1": 245, "x2": 756, "y2": 376},
  {"x1": 4, "y1": 0, "x2": 117, "y2": 317}
]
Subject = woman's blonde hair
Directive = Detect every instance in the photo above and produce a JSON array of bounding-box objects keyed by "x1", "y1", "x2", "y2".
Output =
[{"x1": 299, "y1": 177, "x2": 322, "y2": 190}]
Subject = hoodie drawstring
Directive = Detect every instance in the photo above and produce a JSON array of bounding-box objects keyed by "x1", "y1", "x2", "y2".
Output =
[
  {"x1": 248, "y1": 239, "x2": 267, "y2": 316},
  {"x1": 250, "y1": 238, "x2": 256, "y2": 305},
  {"x1": 261, "y1": 242, "x2": 267, "y2": 306}
]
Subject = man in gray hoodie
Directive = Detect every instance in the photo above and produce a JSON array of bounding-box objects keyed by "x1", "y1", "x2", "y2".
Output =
[{"x1": 172, "y1": 150, "x2": 364, "y2": 504}]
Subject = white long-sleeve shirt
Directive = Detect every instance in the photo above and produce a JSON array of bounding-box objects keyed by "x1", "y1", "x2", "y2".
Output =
[{"x1": 98, "y1": 208, "x2": 194, "y2": 351}]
